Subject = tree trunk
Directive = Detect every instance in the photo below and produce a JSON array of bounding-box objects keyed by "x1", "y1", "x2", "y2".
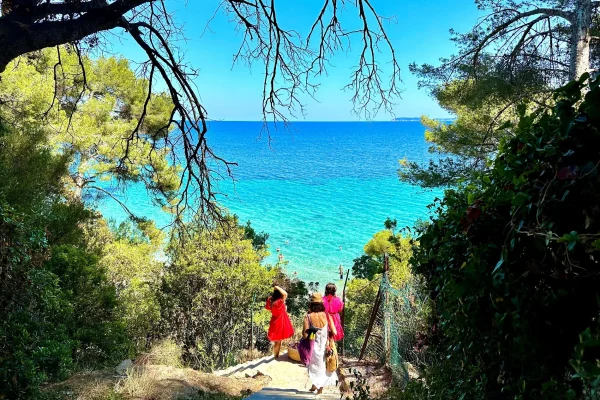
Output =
[{"x1": 569, "y1": 0, "x2": 593, "y2": 80}]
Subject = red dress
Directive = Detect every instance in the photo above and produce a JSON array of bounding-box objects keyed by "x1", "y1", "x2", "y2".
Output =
[{"x1": 266, "y1": 298, "x2": 295, "y2": 341}]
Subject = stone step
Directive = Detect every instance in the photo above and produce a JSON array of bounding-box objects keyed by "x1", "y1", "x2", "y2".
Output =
[
  {"x1": 214, "y1": 354, "x2": 276, "y2": 377},
  {"x1": 246, "y1": 388, "x2": 340, "y2": 400}
]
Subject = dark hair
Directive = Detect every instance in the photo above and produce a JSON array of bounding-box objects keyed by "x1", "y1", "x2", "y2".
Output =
[
  {"x1": 309, "y1": 302, "x2": 326, "y2": 313},
  {"x1": 325, "y1": 283, "x2": 337, "y2": 296},
  {"x1": 271, "y1": 288, "x2": 283, "y2": 302}
]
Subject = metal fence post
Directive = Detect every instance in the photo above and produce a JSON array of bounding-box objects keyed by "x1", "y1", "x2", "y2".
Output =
[{"x1": 341, "y1": 269, "x2": 350, "y2": 357}]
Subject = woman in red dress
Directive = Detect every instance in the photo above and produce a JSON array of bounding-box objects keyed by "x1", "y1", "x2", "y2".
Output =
[{"x1": 265, "y1": 285, "x2": 295, "y2": 358}]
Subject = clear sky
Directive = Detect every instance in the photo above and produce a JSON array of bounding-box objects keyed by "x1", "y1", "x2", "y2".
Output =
[{"x1": 116, "y1": 0, "x2": 483, "y2": 121}]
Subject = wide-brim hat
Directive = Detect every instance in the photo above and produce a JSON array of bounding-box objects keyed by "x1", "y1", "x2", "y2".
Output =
[{"x1": 310, "y1": 293, "x2": 323, "y2": 303}]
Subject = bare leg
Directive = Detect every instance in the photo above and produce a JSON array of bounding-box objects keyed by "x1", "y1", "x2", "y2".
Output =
[
  {"x1": 317, "y1": 388, "x2": 323, "y2": 394},
  {"x1": 273, "y1": 341, "x2": 281, "y2": 358}
]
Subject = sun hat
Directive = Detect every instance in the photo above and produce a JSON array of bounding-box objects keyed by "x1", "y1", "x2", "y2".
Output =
[{"x1": 310, "y1": 293, "x2": 323, "y2": 303}]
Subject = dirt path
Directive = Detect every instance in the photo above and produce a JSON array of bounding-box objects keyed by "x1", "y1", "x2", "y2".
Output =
[{"x1": 215, "y1": 352, "x2": 342, "y2": 399}]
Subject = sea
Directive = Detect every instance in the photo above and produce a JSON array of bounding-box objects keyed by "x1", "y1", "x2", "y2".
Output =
[{"x1": 96, "y1": 121, "x2": 444, "y2": 286}]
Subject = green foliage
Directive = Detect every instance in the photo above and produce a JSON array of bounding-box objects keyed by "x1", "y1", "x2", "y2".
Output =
[
  {"x1": 146, "y1": 339, "x2": 184, "y2": 368},
  {"x1": 0, "y1": 122, "x2": 72, "y2": 398},
  {"x1": 402, "y1": 61, "x2": 546, "y2": 188},
  {"x1": 0, "y1": 120, "x2": 74, "y2": 226},
  {"x1": 0, "y1": 120, "x2": 128, "y2": 398},
  {"x1": 364, "y1": 230, "x2": 396, "y2": 257},
  {"x1": 99, "y1": 221, "x2": 164, "y2": 351},
  {"x1": 46, "y1": 245, "x2": 129, "y2": 364},
  {"x1": 0, "y1": 47, "x2": 179, "y2": 211},
  {"x1": 384, "y1": 218, "x2": 397, "y2": 232},
  {"x1": 570, "y1": 324, "x2": 600, "y2": 397},
  {"x1": 0, "y1": 48, "x2": 284, "y2": 398},
  {"x1": 349, "y1": 369, "x2": 372, "y2": 400},
  {"x1": 272, "y1": 268, "x2": 310, "y2": 319},
  {"x1": 1, "y1": 261, "x2": 74, "y2": 397},
  {"x1": 409, "y1": 75, "x2": 600, "y2": 398},
  {"x1": 352, "y1": 255, "x2": 383, "y2": 280},
  {"x1": 1, "y1": 240, "x2": 129, "y2": 398},
  {"x1": 160, "y1": 217, "x2": 276, "y2": 370},
  {"x1": 361, "y1": 229, "x2": 412, "y2": 288},
  {"x1": 242, "y1": 219, "x2": 270, "y2": 255},
  {"x1": 343, "y1": 278, "x2": 380, "y2": 356}
]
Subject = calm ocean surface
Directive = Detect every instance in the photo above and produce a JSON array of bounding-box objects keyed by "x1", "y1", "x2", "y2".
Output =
[{"x1": 97, "y1": 121, "x2": 444, "y2": 285}]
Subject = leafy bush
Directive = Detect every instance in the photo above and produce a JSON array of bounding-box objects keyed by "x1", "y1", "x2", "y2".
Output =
[
  {"x1": 45, "y1": 245, "x2": 129, "y2": 365},
  {"x1": 147, "y1": 339, "x2": 184, "y2": 368},
  {"x1": 409, "y1": 75, "x2": 600, "y2": 398},
  {"x1": 0, "y1": 121, "x2": 128, "y2": 398},
  {"x1": 99, "y1": 221, "x2": 164, "y2": 351},
  {"x1": 343, "y1": 278, "x2": 380, "y2": 357},
  {"x1": 160, "y1": 217, "x2": 275, "y2": 370},
  {"x1": 352, "y1": 255, "x2": 383, "y2": 281},
  {"x1": 354, "y1": 228, "x2": 413, "y2": 288},
  {"x1": 272, "y1": 268, "x2": 310, "y2": 319}
]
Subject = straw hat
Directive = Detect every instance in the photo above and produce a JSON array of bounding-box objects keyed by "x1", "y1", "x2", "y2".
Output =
[{"x1": 310, "y1": 293, "x2": 323, "y2": 303}]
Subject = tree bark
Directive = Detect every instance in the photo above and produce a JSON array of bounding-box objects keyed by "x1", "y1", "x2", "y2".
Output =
[
  {"x1": 0, "y1": 0, "x2": 150, "y2": 72},
  {"x1": 569, "y1": 0, "x2": 593, "y2": 80}
]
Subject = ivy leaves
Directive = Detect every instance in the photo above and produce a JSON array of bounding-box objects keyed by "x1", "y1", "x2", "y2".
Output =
[{"x1": 409, "y1": 76, "x2": 600, "y2": 398}]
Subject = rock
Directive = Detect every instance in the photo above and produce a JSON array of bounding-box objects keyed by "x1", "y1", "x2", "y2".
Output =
[
  {"x1": 115, "y1": 359, "x2": 133, "y2": 375},
  {"x1": 403, "y1": 362, "x2": 420, "y2": 380}
]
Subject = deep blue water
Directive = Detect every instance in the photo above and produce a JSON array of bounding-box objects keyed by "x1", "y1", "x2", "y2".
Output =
[{"x1": 97, "y1": 121, "x2": 443, "y2": 285}]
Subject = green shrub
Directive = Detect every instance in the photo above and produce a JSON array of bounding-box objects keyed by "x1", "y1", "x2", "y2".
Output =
[
  {"x1": 45, "y1": 245, "x2": 130, "y2": 365},
  {"x1": 99, "y1": 221, "x2": 164, "y2": 352},
  {"x1": 343, "y1": 278, "x2": 380, "y2": 357},
  {"x1": 160, "y1": 217, "x2": 275, "y2": 370},
  {"x1": 147, "y1": 339, "x2": 184, "y2": 367},
  {"x1": 409, "y1": 75, "x2": 600, "y2": 398}
]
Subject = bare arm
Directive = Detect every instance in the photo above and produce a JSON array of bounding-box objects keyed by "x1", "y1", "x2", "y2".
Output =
[{"x1": 274, "y1": 285, "x2": 288, "y2": 301}]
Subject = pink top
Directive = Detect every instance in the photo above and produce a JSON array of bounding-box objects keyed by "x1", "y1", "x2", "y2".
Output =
[
  {"x1": 323, "y1": 294, "x2": 344, "y2": 314},
  {"x1": 323, "y1": 294, "x2": 345, "y2": 341}
]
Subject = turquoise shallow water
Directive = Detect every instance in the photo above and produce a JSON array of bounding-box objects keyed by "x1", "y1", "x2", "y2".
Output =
[{"x1": 96, "y1": 121, "x2": 443, "y2": 284}]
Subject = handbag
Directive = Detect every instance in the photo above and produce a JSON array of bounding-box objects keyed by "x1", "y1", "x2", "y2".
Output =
[
  {"x1": 325, "y1": 313, "x2": 338, "y2": 372},
  {"x1": 298, "y1": 315, "x2": 319, "y2": 366},
  {"x1": 325, "y1": 338, "x2": 338, "y2": 372}
]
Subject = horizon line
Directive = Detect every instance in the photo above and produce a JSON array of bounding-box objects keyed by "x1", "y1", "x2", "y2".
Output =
[{"x1": 205, "y1": 118, "x2": 454, "y2": 123}]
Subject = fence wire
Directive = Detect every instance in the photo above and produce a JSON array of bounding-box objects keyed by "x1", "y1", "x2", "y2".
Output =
[{"x1": 343, "y1": 274, "x2": 430, "y2": 386}]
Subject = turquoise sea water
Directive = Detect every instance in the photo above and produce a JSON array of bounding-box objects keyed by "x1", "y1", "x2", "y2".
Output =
[{"x1": 97, "y1": 121, "x2": 443, "y2": 285}]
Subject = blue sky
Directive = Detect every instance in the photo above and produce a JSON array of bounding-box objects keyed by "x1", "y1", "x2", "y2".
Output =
[{"x1": 117, "y1": 0, "x2": 483, "y2": 121}]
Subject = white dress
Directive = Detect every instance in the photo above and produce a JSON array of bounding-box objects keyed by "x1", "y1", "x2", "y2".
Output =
[{"x1": 307, "y1": 316, "x2": 338, "y2": 388}]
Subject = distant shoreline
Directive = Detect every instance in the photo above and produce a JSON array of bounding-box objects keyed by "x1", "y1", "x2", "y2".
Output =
[{"x1": 393, "y1": 117, "x2": 456, "y2": 122}]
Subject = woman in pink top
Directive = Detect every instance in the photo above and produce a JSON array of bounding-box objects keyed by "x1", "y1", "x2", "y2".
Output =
[{"x1": 323, "y1": 283, "x2": 344, "y2": 341}]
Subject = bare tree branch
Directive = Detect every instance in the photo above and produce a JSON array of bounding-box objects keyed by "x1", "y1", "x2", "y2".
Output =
[{"x1": 0, "y1": 0, "x2": 401, "y2": 226}]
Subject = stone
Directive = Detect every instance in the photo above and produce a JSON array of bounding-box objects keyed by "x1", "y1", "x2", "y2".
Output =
[{"x1": 115, "y1": 359, "x2": 133, "y2": 375}]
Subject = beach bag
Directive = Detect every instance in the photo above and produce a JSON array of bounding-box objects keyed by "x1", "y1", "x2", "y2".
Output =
[
  {"x1": 325, "y1": 313, "x2": 338, "y2": 372},
  {"x1": 325, "y1": 338, "x2": 338, "y2": 372},
  {"x1": 298, "y1": 315, "x2": 319, "y2": 365},
  {"x1": 298, "y1": 337, "x2": 314, "y2": 366}
]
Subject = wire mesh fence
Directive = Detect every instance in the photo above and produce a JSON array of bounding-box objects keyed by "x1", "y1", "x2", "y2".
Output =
[{"x1": 341, "y1": 273, "x2": 430, "y2": 386}]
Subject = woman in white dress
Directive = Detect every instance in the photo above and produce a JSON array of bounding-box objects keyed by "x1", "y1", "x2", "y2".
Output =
[{"x1": 303, "y1": 293, "x2": 338, "y2": 395}]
